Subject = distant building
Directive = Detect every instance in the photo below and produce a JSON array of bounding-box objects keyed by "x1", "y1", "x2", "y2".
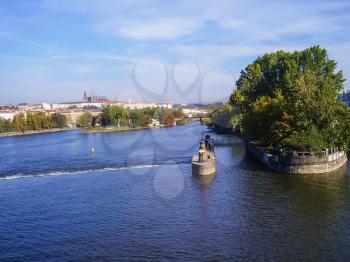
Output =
[
  {"x1": 124, "y1": 102, "x2": 156, "y2": 110},
  {"x1": 183, "y1": 108, "x2": 208, "y2": 118},
  {"x1": 17, "y1": 103, "x2": 29, "y2": 111},
  {"x1": 122, "y1": 100, "x2": 172, "y2": 110},
  {"x1": 0, "y1": 110, "x2": 16, "y2": 121},
  {"x1": 42, "y1": 103, "x2": 52, "y2": 110},
  {"x1": 51, "y1": 102, "x2": 102, "y2": 110},
  {"x1": 0, "y1": 105, "x2": 16, "y2": 111},
  {"x1": 17, "y1": 103, "x2": 52, "y2": 111},
  {"x1": 83, "y1": 90, "x2": 107, "y2": 103},
  {"x1": 102, "y1": 100, "x2": 124, "y2": 107},
  {"x1": 338, "y1": 92, "x2": 350, "y2": 107},
  {"x1": 155, "y1": 103, "x2": 172, "y2": 109}
]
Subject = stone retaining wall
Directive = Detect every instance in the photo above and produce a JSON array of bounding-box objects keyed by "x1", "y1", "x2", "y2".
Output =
[{"x1": 246, "y1": 141, "x2": 348, "y2": 174}]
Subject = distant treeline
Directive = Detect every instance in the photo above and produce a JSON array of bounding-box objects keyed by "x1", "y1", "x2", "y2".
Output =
[
  {"x1": 78, "y1": 107, "x2": 186, "y2": 128},
  {"x1": 0, "y1": 107, "x2": 187, "y2": 134},
  {"x1": 0, "y1": 113, "x2": 67, "y2": 134}
]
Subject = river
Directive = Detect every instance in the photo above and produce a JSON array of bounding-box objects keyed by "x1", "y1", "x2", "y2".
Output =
[{"x1": 0, "y1": 122, "x2": 350, "y2": 261}]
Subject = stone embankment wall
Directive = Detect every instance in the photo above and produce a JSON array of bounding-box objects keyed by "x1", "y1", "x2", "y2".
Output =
[{"x1": 246, "y1": 141, "x2": 348, "y2": 174}]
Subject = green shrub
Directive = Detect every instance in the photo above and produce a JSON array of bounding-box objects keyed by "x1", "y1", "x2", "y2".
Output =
[{"x1": 285, "y1": 127, "x2": 326, "y2": 152}]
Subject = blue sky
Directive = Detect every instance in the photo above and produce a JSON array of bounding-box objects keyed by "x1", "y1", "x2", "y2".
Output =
[{"x1": 0, "y1": 0, "x2": 350, "y2": 104}]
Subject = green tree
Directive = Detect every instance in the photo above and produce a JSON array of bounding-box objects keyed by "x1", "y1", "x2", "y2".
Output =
[
  {"x1": 36, "y1": 112, "x2": 51, "y2": 129},
  {"x1": 13, "y1": 113, "x2": 26, "y2": 134},
  {"x1": 152, "y1": 110, "x2": 160, "y2": 120},
  {"x1": 92, "y1": 115, "x2": 100, "y2": 127},
  {"x1": 230, "y1": 45, "x2": 349, "y2": 150},
  {"x1": 173, "y1": 108, "x2": 185, "y2": 118},
  {"x1": 212, "y1": 104, "x2": 236, "y2": 130},
  {"x1": 26, "y1": 113, "x2": 40, "y2": 131},
  {"x1": 77, "y1": 112, "x2": 93, "y2": 127},
  {"x1": 285, "y1": 126, "x2": 326, "y2": 152},
  {"x1": 100, "y1": 106, "x2": 130, "y2": 127},
  {"x1": 100, "y1": 106, "x2": 114, "y2": 126},
  {"x1": 0, "y1": 117, "x2": 15, "y2": 133},
  {"x1": 130, "y1": 111, "x2": 151, "y2": 128},
  {"x1": 50, "y1": 113, "x2": 67, "y2": 128},
  {"x1": 113, "y1": 107, "x2": 130, "y2": 127},
  {"x1": 161, "y1": 110, "x2": 175, "y2": 126}
]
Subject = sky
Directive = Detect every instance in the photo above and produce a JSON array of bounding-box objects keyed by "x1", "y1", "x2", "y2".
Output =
[{"x1": 0, "y1": 0, "x2": 350, "y2": 105}]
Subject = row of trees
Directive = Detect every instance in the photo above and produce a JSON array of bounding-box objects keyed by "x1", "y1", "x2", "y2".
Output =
[
  {"x1": 77, "y1": 107, "x2": 185, "y2": 128},
  {"x1": 0, "y1": 113, "x2": 67, "y2": 134},
  {"x1": 0, "y1": 107, "x2": 186, "y2": 133},
  {"x1": 213, "y1": 46, "x2": 350, "y2": 151}
]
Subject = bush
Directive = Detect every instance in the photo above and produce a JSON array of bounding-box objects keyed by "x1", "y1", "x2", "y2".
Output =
[
  {"x1": 77, "y1": 112, "x2": 93, "y2": 127},
  {"x1": 285, "y1": 127, "x2": 326, "y2": 152},
  {"x1": 0, "y1": 117, "x2": 16, "y2": 133},
  {"x1": 50, "y1": 113, "x2": 67, "y2": 128},
  {"x1": 211, "y1": 104, "x2": 232, "y2": 128}
]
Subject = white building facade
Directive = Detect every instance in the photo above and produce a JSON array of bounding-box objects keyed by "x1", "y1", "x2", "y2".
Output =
[{"x1": 0, "y1": 111, "x2": 16, "y2": 121}]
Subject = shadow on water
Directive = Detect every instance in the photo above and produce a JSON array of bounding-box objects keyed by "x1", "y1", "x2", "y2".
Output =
[
  {"x1": 232, "y1": 150, "x2": 350, "y2": 260},
  {"x1": 193, "y1": 132, "x2": 350, "y2": 259}
]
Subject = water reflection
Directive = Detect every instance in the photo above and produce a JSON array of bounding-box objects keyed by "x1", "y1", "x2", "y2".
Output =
[
  {"x1": 193, "y1": 173, "x2": 216, "y2": 193},
  {"x1": 230, "y1": 149, "x2": 350, "y2": 260}
]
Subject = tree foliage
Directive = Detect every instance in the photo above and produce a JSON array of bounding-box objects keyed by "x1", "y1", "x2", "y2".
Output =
[
  {"x1": 77, "y1": 112, "x2": 93, "y2": 127},
  {"x1": 100, "y1": 106, "x2": 130, "y2": 127},
  {"x1": 161, "y1": 110, "x2": 176, "y2": 126},
  {"x1": 0, "y1": 118, "x2": 15, "y2": 133},
  {"x1": 211, "y1": 104, "x2": 236, "y2": 130},
  {"x1": 13, "y1": 113, "x2": 26, "y2": 134},
  {"x1": 99, "y1": 106, "x2": 181, "y2": 128},
  {"x1": 50, "y1": 113, "x2": 67, "y2": 128},
  {"x1": 0, "y1": 112, "x2": 67, "y2": 134},
  {"x1": 229, "y1": 45, "x2": 349, "y2": 151}
]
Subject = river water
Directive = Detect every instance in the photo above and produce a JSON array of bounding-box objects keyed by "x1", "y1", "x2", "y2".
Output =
[{"x1": 0, "y1": 122, "x2": 350, "y2": 261}]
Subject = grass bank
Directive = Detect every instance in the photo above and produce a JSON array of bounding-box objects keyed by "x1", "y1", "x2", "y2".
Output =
[{"x1": 0, "y1": 128, "x2": 75, "y2": 138}]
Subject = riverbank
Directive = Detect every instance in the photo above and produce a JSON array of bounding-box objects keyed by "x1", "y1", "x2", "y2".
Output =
[
  {"x1": 82, "y1": 119, "x2": 192, "y2": 134},
  {"x1": 0, "y1": 128, "x2": 75, "y2": 138},
  {"x1": 207, "y1": 123, "x2": 348, "y2": 174},
  {"x1": 245, "y1": 140, "x2": 348, "y2": 174},
  {"x1": 0, "y1": 120, "x2": 193, "y2": 137}
]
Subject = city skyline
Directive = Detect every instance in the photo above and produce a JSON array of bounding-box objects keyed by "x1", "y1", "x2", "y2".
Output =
[
  {"x1": 1, "y1": 0, "x2": 350, "y2": 105},
  {"x1": 0, "y1": 89, "x2": 184, "y2": 106}
]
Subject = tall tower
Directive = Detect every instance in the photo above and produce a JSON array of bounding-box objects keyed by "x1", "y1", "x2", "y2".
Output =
[
  {"x1": 91, "y1": 89, "x2": 95, "y2": 102},
  {"x1": 83, "y1": 91, "x2": 87, "y2": 101}
]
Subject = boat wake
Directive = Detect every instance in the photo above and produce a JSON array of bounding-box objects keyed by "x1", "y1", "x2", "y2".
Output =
[{"x1": 0, "y1": 163, "x2": 185, "y2": 181}]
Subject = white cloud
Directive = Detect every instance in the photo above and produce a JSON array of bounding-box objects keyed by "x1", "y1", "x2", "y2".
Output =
[
  {"x1": 2, "y1": 0, "x2": 350, "y2": 103},
  {"x1": 95, "y1": 17, "x2": 201, "y2": 40},
  {"x1": 172, "y1": 43, "x2": 305, "y2": 66}
]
